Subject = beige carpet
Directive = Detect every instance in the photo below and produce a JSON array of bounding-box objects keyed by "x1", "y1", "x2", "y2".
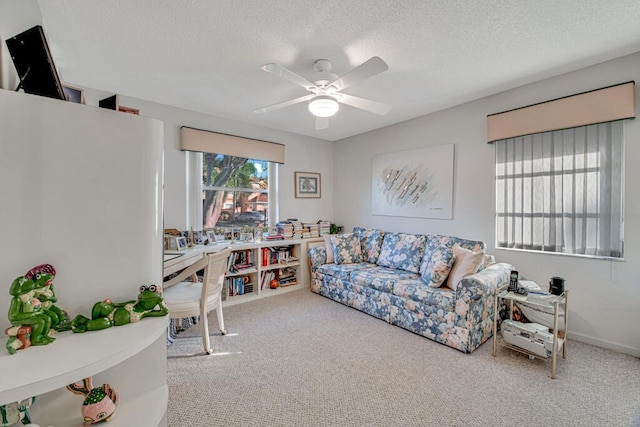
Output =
[{"x1": 167, "y1": 289, "x2": 640, "y2": 427}]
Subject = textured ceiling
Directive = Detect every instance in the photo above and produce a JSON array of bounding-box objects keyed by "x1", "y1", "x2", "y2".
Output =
[{"x1": 37, "y1": 0, "x2": 640, "y2": 142}]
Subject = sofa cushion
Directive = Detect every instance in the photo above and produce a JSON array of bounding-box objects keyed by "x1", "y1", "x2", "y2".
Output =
[
  {"x1": 392, "y1": 279, "x2": 456, "y2": 312},
  {"x1": 316, "y1": 263, "x2": 374, "y2": 281},
  {"x1": 420, "y1": 245, "x2": 456, "y2": 288},
  {"x1": 350, "y1": 266, "x2": 420, "y2": 293},
  {"x1": 323, "y1": 235, "x2": 335, "y2": 264},
  {"x1": 445, "y1": 244, "x2": 484, "y2": 291},
  {"x1": 353, "y1": 227, "x2": 385, "y2": 264},
  {"x1": 330, "y1": 233, "x2": 364, "y2": 264},
  {"x1": 377, "y1": 232, "x2": 427, "y2": 273}
]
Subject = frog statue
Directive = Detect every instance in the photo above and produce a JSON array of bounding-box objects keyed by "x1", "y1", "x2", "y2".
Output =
[
  {"x1": 71, "y1": 285, "x2": 168, "y2": 333},
  {"x1": 26, "y1": 264, "x2": 70, "y2": 332},
  {"x1": 5, "y1": 264, "x2": 74, "y2": 353},
  {"x1": 6, "y1": 276, "x2": 55, "y2": 352}
]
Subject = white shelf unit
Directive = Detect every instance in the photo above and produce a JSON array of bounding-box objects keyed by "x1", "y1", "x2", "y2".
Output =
[
  {"x1": 0, "y1": 318, "x2": 168, "y2": 425},
  {"x1": 0, "y1": 89, "x2": 167, "y2": 425},
  {"x1": 492, "y1": 285, "x2": 568, "y2": 379},
  {"x1": 221, "y1": 240, "x2": 308, "y2": 306}
]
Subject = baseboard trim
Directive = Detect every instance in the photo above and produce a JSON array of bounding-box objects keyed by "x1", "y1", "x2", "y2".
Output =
[{"x1": 568, "y1": 331, "x2": 640, "y2": 357}]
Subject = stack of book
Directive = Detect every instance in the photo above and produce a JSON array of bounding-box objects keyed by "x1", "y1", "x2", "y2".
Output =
[
  {"x1": 303, "y1": 223, "x2": 320, "y2": 238},
  {"x1": 278, "y1": 267, "x2": 297, "y2": 287},
  {"x1": 292, "y1": 221, "x2": 303, "y2": 238},
  {"x1": 275, "y1": 221, "x2": 295, "y2": 239},
  {"x1": 318, "y1": 221, "x2": 331, "y2": 236}
]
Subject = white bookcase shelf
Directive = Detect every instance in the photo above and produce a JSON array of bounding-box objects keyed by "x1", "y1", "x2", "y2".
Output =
[
  {"x1": 0, "y1": 317, "x2": 167, "y2": 404},
  {"x1": 224, "y1": 240, "x2": 304, "y2": 300}
]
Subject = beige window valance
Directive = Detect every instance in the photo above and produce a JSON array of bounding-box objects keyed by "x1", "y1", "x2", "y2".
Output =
[
  {"x1": 180, "y1": 126, "x2": 285, "y2": 164},
  {"x1": 487, "y1": 81, "x2": 635, "y2": 143}
]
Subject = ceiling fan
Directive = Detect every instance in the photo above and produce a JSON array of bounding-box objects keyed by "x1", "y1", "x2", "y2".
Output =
[{"x1": 254, "y1": 56, "x2": 391, "y2": 130}]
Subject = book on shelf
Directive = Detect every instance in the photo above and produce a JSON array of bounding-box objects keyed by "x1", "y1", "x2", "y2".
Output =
[
  {"x1": 260, "y1": 271, "x2": 276, "y2": 290},
  {"x1": 224, "y1": 275, "x2": 254, "y2": 296}
]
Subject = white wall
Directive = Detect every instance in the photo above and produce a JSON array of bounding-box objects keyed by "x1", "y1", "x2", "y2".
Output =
[
  {"x1": 0, "y1": 1, "x2": 335, "y2": 232},
  {"x1": 334, "y1": 52, "x2": 640, "y2": 356},
  {"x1": 78, "y1": 91, "x2": 335, "y2": 230}
]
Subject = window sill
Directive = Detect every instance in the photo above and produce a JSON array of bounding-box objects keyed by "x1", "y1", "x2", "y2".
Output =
[{"x1": 494, "y1": 246, "x2": 625, "y2": 262}]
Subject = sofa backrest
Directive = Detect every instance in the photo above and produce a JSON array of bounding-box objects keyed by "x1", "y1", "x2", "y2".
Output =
[
  {"x1": 376, "y1": 232, "x2": 428, "y2": 273},
  {"x1": 425, "y1": 234, "x2": 487, "y2": 254},
  {"x1": 353, "y1": 227, "x2": 385, "y2": 264}
]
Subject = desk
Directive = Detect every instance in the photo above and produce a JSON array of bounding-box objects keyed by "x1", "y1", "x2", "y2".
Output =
[{"x1": 163, "y1": 244, "x2": 229, "y2": 286}]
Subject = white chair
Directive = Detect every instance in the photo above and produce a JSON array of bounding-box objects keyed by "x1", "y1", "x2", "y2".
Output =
[{"x1": 163, "y1": 247, "x2": 232, "y2": 354}]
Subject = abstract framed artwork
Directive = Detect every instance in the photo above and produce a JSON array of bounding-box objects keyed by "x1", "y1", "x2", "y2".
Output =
[
  {"x1": 371, "y1": 144, "x2": 454, "y2": 219},
  {"x1": 295, "y1": 171, "x2": 321, "y2": 198}
]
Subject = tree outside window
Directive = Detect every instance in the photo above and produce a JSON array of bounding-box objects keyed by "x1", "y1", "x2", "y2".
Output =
[{"x1": 202, "y1": 153, "x2": 268, "y2": 229}]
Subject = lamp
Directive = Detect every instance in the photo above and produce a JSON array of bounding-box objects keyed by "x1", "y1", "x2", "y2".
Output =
[{"x1": 308, "y1": 95, "x2": 339, "y2": 118}]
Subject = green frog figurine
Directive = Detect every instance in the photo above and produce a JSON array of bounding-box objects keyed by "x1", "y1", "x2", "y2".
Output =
[
  {"x1": 71, "y1": 285, "x2": 168, "y2": 333},
  {"x1": 7, "y1": 276, "x2": 55, "y2": 349},
  {"x1": 26, "y1": 264, "x2": 71, "y2": 332}
]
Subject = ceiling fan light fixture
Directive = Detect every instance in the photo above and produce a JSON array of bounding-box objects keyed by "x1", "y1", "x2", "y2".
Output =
[{"x1": 308, "y1": 95, "x2": 339, "y2": 118}]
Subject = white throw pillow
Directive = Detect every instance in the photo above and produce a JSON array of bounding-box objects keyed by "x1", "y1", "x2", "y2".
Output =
[
  {"x1": 324, "y1": 235, "x2": 335, "y2": 264},
  {"x1": 445, "y1": 244, "x2": 484, "y2": 291}
]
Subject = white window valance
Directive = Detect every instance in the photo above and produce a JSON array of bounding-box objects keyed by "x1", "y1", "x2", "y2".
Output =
[
  {"x1": 180, "y1": 126, "x2": 285, "y2": 164},
  {"x1": 487, "y1": 81, "x2": 635, "y2": 143}
]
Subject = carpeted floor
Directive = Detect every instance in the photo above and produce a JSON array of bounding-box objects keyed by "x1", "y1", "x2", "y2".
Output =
[{"x1": 167, "y1": 289, "x2": 640, "y2": 427}]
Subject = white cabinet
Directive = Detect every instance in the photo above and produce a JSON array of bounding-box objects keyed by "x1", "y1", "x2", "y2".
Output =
[{"x1": 0, "y1": 89, "x2": 166, "y2": 425}]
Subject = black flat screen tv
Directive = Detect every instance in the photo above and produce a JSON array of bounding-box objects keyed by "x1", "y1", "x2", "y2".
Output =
[{"x1": 5, "y1": 25, "x2": 66, "y2": 100}]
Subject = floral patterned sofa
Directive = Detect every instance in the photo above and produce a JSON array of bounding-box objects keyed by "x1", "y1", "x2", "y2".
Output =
[{"x1": 308, "y1": 227, "x2": 514, "y2": 353}]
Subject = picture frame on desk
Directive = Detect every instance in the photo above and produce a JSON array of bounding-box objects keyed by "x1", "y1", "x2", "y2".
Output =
[
  {"x1": 166, "y1": 235, "x2": 188, "y2": 251},
  {"x1": 176, "y1": 236, "x2": 188, "y2": 250}
]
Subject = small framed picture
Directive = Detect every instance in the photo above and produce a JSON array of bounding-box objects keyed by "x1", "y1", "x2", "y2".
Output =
[
  {"x1": 62, "y1": 83, "x2": 85, "y2": 104},
  {"x1": 118, "y1": 105, "x2": 140, "y2": 115},
  {"x1": 206, "y1": 230, "x2": 217, "y2": 244},
  {"x1": 176, "y1": 236, "x2": 188, "y2": 250},
  {"x1": 295, "y1": 171, "x2": 321, "y2": 198}
]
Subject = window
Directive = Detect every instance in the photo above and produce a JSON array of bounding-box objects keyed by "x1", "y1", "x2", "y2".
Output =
[
  {"x1": 201, "y1": 153, "x2": 270, "y2": 229},
  {"x1": 495, "y1": 121, "x2": 623, "y2": 258}
]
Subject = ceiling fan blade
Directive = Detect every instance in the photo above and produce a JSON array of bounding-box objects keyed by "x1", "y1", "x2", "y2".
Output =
[
  {"x1": 337, "y1": 93, "x2": 391, "y2": 115},
  {"x1": 329, "y1": 56, "x2": 389, "y2": 92},
  {"x1": 260, "y1": 63, "x2": 318, "y2": 91},
  {"x1": 254, "y1": 94, "x2": 314, "y2": 114},
  {"x1": 315, "y1": 117, "x2": 329, "y2": 130}
]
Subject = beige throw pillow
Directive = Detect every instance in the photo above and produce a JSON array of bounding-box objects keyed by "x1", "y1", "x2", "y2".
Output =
[
  {"x1": 445, "y1": 244, "x2": 484, "y2": 291},
  {"x1": 324, "y1": 235, "x2": 335, "y2": 264}
]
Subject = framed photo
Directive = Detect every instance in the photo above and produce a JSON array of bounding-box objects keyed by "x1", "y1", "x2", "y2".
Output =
[
  {"x1": 295, "y1": 171, "x2": 321, "y2": 198},
  {"x1": 176, "y1": 236, "x2": 188, "y2": 250},
  {"x1": 62, "y1": 83, "x2": 85, "y2": 104},
  {"x1": 118, "y1": 105, "x2": 140, "y2": 115},
  {"x1": 206, "y1": 230, "x2": 217, "y2": 244}
]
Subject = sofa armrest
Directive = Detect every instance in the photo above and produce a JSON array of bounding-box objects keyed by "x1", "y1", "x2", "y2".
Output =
[
  {"x1": 456, "y1": 262, "x2": 515, "y2": 302},
  {"x1": 308, "y1": 246, "x2": 328, "y2": 271}
]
